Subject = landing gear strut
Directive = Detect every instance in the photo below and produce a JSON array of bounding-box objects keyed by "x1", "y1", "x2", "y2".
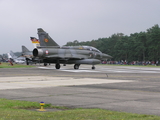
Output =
[
  {"x1": 74, "y1": 64, "x2": 80, "y2": 69},
  {"x1": 26, "y1": 60, "x2": 29, "y2": 65},
  {"x1": 26, "y1": 58, "x2": 30, "y2": 65},
  {"x1": 55, "y1": 63, "x2": 60, "y2": 69}
]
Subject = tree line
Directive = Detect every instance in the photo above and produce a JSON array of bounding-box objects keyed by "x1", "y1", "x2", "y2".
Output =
[{"x1": 65, "y1": 24, "x2": 160, "y2": 63}]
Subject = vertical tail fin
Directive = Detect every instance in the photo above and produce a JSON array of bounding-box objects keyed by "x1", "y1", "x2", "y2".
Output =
[
  {"x1": 21, "y1": 45, "x2": 32, "y2": 57},
  {"x1": 30, "y1": 37, "x2": 40, "y2": 48},
  {"x1": 22, "y1": 46, "x2": 30, "y2": 53},
  {"x1": 10, "y1": 51, "x2": 17, "y2": 59},
  {"x1": 7, "y1": 53, "x2": 12, "y2": 59},
  {"x1": 37, "y1": 28, "x2": 60, "y2": 47}
]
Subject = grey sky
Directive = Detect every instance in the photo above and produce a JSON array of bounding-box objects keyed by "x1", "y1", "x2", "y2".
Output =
[{"x1": 0, "y1": 0, "x2": 160, "y2": 54}]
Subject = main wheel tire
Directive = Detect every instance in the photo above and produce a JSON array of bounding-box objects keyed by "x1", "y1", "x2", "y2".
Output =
[
  {"x1": 44, "y1": 63, "x2": 47, "y2": 66},
  {"x1": 74, "y1": 64, "x2": 80, "y2": 69},
  {"x1": 55, "y1": 64, "x2": 60, "y2": 69}
]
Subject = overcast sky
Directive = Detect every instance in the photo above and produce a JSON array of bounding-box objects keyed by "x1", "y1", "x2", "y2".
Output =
[{"x1": 0, "y1": 0, "x2": 160, "y2": 54}]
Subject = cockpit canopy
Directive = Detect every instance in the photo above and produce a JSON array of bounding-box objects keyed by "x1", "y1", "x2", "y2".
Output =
[
  {"x1": 61, "y1": 46, "x2": 102, "y2": 53},
  {"x1": 83, "y1": 46, "x2": 102, "y2": 53}
]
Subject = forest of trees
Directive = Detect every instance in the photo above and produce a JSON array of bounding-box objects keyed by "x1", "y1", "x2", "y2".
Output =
[{"x1": 65, "y1": 24, "x2": 160, "y2": 63}]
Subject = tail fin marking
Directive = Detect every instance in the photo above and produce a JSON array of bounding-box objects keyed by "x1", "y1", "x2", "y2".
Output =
[{"x1": 37, "y1": 28, "x2": 60, "y2": 47}]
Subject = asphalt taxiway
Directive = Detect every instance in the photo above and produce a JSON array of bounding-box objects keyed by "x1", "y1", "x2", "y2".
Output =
[{"x1": 0, "y1": 64, "x2": 160, "y2": 115}]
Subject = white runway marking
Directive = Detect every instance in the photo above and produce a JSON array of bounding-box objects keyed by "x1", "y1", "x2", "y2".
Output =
[
  {"x1": 39, "y1": 67, "x2": 55, "y2": 70},
  {"x1": 100, "y1": 68, "x2": 160, "y2": 73},
  {"x1": 59, "y1": 70, "x2": 100, "y2": 72},
  {"x1": 39, "y1": 67, "x2": 100, "y2": 72},
  {"x1": 0, "y1": 76, "x2": 132, "y2": 90},
  {"x1": 38, "y1": 66, "x2": 160, "y2": 73}
]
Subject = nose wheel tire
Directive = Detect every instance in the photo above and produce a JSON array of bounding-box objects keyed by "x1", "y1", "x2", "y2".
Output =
[{"x1": 92, "y1": 66, "x2": 95, "y2": 70}]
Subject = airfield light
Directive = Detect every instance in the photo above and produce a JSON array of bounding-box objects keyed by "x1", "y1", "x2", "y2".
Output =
[{"x1": 37, "y1": 101, "x2": 46, "y2": 111}]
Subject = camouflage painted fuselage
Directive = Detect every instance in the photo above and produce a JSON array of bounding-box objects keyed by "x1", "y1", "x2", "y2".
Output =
[
  {"x1": 32, "y1": 28, "x2": 112, "y2": 69},
  {"x1": 33, "y1": 46, "x2": 111, "y2": 65}
]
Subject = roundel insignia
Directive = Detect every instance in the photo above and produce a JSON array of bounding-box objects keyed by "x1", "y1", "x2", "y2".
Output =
[
  {"x1": 44, "y1": 38, "x2": 48, "y2": 42},
  {"x1": 46, "y1": 50, "x2": 49, "y2": 54}
]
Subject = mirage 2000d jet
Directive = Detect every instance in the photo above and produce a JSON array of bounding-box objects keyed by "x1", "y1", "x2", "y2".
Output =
[{"x1": 32, "y1": 28, "x2": 112, "y2": 69}]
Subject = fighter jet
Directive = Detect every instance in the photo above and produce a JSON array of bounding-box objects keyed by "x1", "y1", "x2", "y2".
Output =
[
  {"x1": 21, "y1": 46, "x2": 33, "y2": 65},
  {"x1": 22, "y1": 46, "x2": 32, "y2": 57},
  {"x1": 7, "y1": 51, "x2": 25, "y2": 64},
  {"x1": 32, "y1": 28, "x2": 112, "y2": 69},
  {"x1": 0, "y1": 54, "x2": 8, "y2": 62}
]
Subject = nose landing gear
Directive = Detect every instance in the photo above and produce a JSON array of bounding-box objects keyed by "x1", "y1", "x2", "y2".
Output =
[{"x1": 92, "y1": 65, "x2": 95, "y2": 70}]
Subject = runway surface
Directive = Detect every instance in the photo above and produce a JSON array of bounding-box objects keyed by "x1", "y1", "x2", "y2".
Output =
[{"x1": 0, "y1": 64, "x2": 160, "y2": 115}]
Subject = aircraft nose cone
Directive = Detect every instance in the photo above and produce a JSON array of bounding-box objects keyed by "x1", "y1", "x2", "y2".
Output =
[{"x1": 102, "y1": 53, "x2": 112, "y2": 59}]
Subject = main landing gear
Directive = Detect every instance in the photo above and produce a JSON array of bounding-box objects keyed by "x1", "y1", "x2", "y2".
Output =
[
  {"x1": 44, "y1": 63, "x2": 47, "y2": 66},
  {"x1": 74, "y1": 64, "x2": 80, "y2": 69},
  {"x1": 55, "y1": 63, "x2": 60, "y2": 69}
]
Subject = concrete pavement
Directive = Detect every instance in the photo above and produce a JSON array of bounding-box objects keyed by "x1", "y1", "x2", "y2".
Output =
[{"x1": 0, "y1": 65, "x2": 160, "y2": 115}]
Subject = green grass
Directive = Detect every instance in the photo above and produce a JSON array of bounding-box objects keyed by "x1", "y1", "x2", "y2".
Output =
[
  {"x1": 0, "y1": 98, "x2": 160, "y2": 120},
  {"x1": 0, "y1": 62, "x2": 34, "y2": 68}
]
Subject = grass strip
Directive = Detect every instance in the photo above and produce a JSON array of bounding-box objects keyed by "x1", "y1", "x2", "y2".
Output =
[
  {"x1": 0, "y1": 62, "x2": 34, "y2": 68},
  {"x1": 0, "y1": 98, "x2": 160, "y2": 120}
]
